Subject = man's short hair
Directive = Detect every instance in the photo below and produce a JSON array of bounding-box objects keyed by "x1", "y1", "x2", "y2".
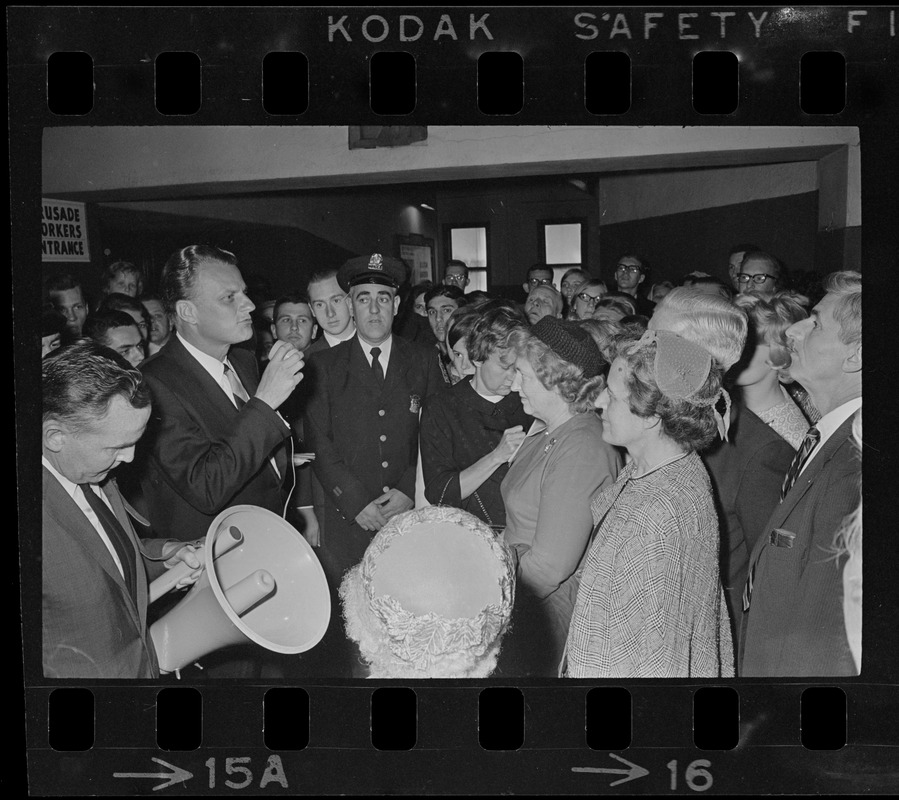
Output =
[
  {"x1": 306, "y1": 268, "x2": 340, "y2": 288},
  {"x1": 46, "y1": 273, "x2": 82, "y2": 295},
  {"x1": 160, "y1": 245, "x2": 238, "y2": 314},
  {"x1": 446, "y1": 259, "x2": 469, "y2": 275},
  {"x1": 273, "y1": 291, "x2": 313, "y2": 321},
  {"x1": 824, "y1": 270, "x2": 861, "y2": 347},
  {"x1": 83, "y1": 310, "x2": 141, "y2": 345},
  {"x1": 526, "y1": 263, "x2": 553, "y2": 280},
  {"x1": 43, "y1": 339, "x2": 150, "y2": 433},
  {"x1": 653, "y1": 287, "x2": 748, "y2": 369},
  {"x1": 740, "y1": 250, "x2": 784, "y2": 280},
  {"x1": 424, "y1": 285, "x2": 467, "y2": 307},
  {"x1": 97, "y1": 292, "x2": 147, "y2": 318},
  {"x1": 617, "y1": 253, "x2": 650, "y2": 279}
]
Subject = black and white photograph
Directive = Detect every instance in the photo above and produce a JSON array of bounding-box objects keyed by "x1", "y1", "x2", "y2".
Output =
[{"x1": 13, "y1": 5, "x2": 897, "y2": 795}]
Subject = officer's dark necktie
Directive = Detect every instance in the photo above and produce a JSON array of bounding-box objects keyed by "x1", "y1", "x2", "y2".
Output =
[
  {"x1": 223, "y1": 362, "x2": 249, "y2": 409},
  {"x1": 79, "y1": 483, "x2": 137, "y2": 601},
  {"x1": 370, "y1": 347, "x2": 385, "y2": 387},
  {"x1": 781, "y1": 426, "x2": 821, "y2": 500}
]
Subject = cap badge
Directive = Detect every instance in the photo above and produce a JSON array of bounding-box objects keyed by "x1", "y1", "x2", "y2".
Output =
[{"x1": 369, "y1": 253, "x2": 384, "y2": 271}]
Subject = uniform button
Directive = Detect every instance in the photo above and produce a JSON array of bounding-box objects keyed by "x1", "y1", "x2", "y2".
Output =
[
  {"x1": 378, "y1": 409, "x2": 386, "y2": 417},
  {"x1": 382, "y1": 461, "x2": 389, "y2": 468},
  {"x1": 379, "y1": 434, "x2": 387, "y2": 442},
  {"x1": 383, "y1": 486, "x2": 390, "y2": 493}
]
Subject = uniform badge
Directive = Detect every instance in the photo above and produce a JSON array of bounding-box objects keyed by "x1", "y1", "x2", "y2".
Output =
[
  {"x1": 369, "y1": 253, "x2": 384, "y2": 270},
  {"x1": 409, "y1": 394, "x2": 421, "y2": 413}
]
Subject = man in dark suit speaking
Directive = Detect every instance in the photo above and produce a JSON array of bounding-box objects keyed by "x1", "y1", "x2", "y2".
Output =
[
  {"x1": 42, "y1": 341, "x2": 204, "y2": 678},
  {"x1": 303, "y1": 253, "x2": 443, "y2": 675},
  {"x1": 741, "y1": 271, "x2": 862, "y2": 676},
  {"x1": 135, "y1": 245, "x2": 304, "y2": 544}
]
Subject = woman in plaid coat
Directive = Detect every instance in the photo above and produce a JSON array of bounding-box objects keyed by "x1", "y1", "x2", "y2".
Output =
[{"x1": 564, "y1": 330, "x2": 735, "y2": 678}]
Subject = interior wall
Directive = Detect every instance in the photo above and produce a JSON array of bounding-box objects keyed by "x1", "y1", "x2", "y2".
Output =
[
  {"x1": 598, "y1": 192, "x2": 820, "y2": 286},
  {"x1": 599, "y1": 161, "x2": 818, "y2": 225},
  {"x1": 99, "y1": 189, "x2": 438, "y2": 259},
  {"x1": 434, "y1": 181, "x2": 600, "y2": 290}
]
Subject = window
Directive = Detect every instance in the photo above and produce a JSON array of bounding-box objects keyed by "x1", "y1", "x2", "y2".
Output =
[
  {"x1": 445, "y1": 225, "x2": 489, "y2": 292},
  {"x1": 540, "y1": 219, "x2": 586, "y2": 287}
]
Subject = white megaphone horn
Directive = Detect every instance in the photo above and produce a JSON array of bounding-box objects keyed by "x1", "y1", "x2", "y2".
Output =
[{"x1": 148, "y1": 505, "x2": 331, "y2": 674}]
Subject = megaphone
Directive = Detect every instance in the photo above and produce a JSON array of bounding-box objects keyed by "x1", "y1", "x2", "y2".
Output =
[{"x1": 149, "y1": 505, "x2": 331, "y2": 674}]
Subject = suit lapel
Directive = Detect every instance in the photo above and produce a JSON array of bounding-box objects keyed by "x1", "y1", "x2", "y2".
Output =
[
  {"x1": 382, "y1": 336, "x2": 409, "y2": 395},
  {"x1": 165, "y1": 337, "x2": 241, "y2": 423},
  {"x1": 43, "y1": 468, "x2": 143, "y2": 628},
  {"x1": 767, "y1": 417, "x2": 855, "y2": 529}
]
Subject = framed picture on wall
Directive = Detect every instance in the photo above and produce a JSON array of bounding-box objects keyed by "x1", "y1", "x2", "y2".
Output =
[{"x1": 396, "y1": 233, "x2": 435, "y2": 286}]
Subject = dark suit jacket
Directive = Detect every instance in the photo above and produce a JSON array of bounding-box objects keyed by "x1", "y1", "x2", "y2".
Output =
[
  {"x1": 42, "y1": 469, "x2": 170, "y2": 678},
  {"x1": 741, "y1": 415, "x2": 860, "y2": 677},
  {"x1": 703, "y1": 402, "x2": 795, "y2": 657},
  {"x1": 303, "y1": 334, "x2": 443, "y2": 580},
  {"x1": 134, "y1": 335, "x2": 291, "y2": 542}
]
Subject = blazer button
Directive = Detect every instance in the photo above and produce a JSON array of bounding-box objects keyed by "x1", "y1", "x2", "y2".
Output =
[
  {"x1": 380, "y1": 434, "x2": 387, "y2": 442},
  {"x1": 383, "y1": 486, "x2": 390, "y2": 493},
  {"x1": 382, "y1": 461, "x2": 389, "y2": 468},
  {"x1": 378, "y1": 409, "x2": 386, "y2": 417}
]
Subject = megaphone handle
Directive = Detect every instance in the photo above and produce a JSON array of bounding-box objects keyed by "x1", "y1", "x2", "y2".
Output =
[{"x1": 148, "y1": 561, "x2": 193, "y2": 604}]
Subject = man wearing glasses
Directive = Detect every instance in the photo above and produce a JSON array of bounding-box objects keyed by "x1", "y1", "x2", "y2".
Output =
[
  {"x1": 522, "y1": 263, "x2": 555, "y2": 296},
  {"x1": 443, "y1": 259, "x2": 470, "y2": 293},
  {"x1": 736, "y1": 250, "x2": 784, "y2": 299},
  {"x1": 613, "y1": 254, "x2": 655, "y2": 316}
]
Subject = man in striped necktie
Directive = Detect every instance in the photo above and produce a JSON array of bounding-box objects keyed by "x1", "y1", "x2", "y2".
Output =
[{"x1": 740, "y1": 271, "x2": 862, "y2": 677}]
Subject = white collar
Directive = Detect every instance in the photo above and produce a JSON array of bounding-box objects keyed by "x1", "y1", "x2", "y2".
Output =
[
  {"x1": 323, "y1": 324, "x2": 356, "y2": 348},
  {"x1": 177, "y1": 332, "x2": 229, "y2": 381},
  {"x1": 359, "y1": 334, "x2": 393, "y2": 364},
  {"x1": 814, "y1": 397, "x2": 862, "y2": 448},
  {"x1": 42, "y1": 454, "x2": 80, "y2": 496}
]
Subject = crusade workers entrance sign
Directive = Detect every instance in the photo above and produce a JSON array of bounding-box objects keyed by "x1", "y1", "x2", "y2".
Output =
[{"x1": 42, "y1": 198, "x2": 90, "y2": 262}]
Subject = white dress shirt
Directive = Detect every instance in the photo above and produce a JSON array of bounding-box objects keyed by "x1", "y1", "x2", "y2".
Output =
[
  {"x1": 800, "y1": 397, "x2": 862, "y2": 476},
  {"x1": 322, "y1": 324, "x2": 357, "y2": 348},
  {"x1": 360, "y1": 335, "x2": 393, "y2": 374}
]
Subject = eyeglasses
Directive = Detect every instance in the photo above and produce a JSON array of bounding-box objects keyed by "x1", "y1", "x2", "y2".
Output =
[
  {"x1": 615, "y1": 264, "x2": 642, "y2": 274},
  {"x1": 576, "y1": 292, "x2": 602, "y2": 306},
  {"x1": 445, "y1": 274, "x2": 467, "y2": 284},
  {"x1": 737, "y1": 273, "x2": 775, "y2": 285},
  {"x1": 528, "y1": 277, "x2": 552, "y2": 286}
]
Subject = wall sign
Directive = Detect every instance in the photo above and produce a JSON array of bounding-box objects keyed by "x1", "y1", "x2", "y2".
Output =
[{"x1": 42, "y1": 198, "x2": 90, "y2": 261}]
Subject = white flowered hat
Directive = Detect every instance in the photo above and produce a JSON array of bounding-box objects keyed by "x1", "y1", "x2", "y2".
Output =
[{"x1": 340, "y1": 506, "x2": 515, "y2": 679}]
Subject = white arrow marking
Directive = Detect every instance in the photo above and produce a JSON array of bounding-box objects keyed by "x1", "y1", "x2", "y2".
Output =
[
  {"x1": 114, "y1": 757, "x2": 193, "y2": 791},
  {"x1": 572, "y1": 752, "x2": 650, "y2": 787}
]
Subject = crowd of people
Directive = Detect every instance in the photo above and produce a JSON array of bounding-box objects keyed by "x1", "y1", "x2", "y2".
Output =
[{"x1": 41, "y1": 244, "x2": 862, "y2": 679}]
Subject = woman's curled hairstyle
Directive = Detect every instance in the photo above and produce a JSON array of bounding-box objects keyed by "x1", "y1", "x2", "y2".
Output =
[
  {"x1": 507, "y1": 326, "x2": 607, "y2": 414},
  {"x1": 613, "y1": 332, "x2": 725, "y2": 453}
]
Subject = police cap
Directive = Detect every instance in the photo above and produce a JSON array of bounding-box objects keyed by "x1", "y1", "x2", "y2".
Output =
[{"x1": 337, "y1": 253, "x2": 408, "y2": 292}]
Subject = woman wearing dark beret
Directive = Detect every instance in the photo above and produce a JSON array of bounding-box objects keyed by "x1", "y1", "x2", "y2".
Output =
[{"x1": 499, "y1": 316, "x2": 621, "y2": 676}]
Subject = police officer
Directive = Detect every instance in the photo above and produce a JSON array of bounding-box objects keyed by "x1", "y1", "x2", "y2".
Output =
[{"x1": 302, "y1": 253, "x2": 444, "y2": 675}]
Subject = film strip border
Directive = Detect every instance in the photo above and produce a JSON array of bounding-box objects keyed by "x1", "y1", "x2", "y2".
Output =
[
  {"x1": 10, "y1": 6, "x2": 898, "y2": 125},
  {"x1": 27, "y1": 683, "x2": 899, "y2": 794}
]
